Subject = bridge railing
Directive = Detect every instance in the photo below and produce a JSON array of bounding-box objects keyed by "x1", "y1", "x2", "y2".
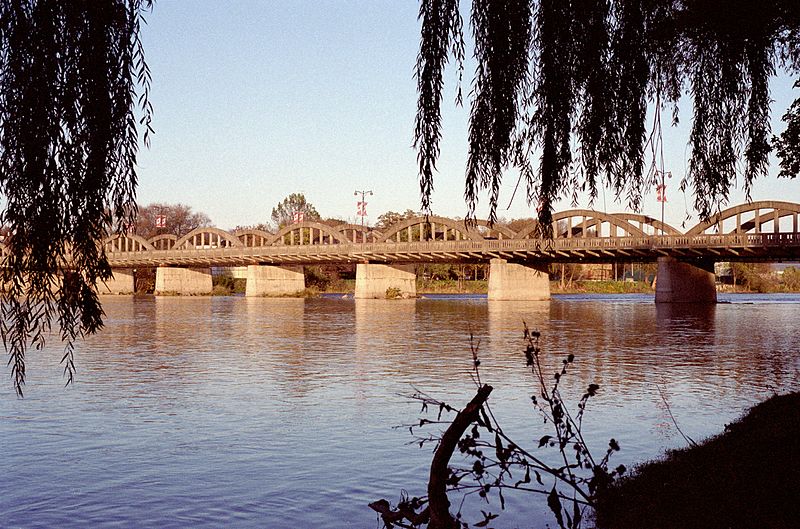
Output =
[{"x1": 103, "y1": 231, "x2": 800, "y2": 266}]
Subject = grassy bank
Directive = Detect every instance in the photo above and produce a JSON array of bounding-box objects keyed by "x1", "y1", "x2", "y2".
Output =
[
  {"x1": 593, "y1": 392, "x2": 800, "y2": 528},
  {"x1": 553, "y1": 280, "x2": 653, "y2": 294},
  {"x1": 308, "y1": 279, "x2": 490, "y2": 295},
  {"x1": 415, "y1": 279, "x2": 487, "y2": 294},
  {"x1": 322, "y1": 279, "x2": 654, "y2": 295},
  {"x1": 210, "y1": 278, "x2": 660, "y2": 296}
]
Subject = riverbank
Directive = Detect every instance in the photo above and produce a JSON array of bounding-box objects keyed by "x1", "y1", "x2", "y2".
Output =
[
  {"x1": 210, "y1": 277, "x2": 796, "y2": 296},
  {"x1": 309, "y1": 279, "x2": 655, "y2": 295},
  {"x1": 593, "y1": 391, "x2": 800, "y2": 528}
]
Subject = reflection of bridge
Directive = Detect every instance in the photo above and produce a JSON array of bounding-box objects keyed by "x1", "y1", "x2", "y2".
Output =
[{"x1": 101, "y1": 201, "x2": 800, "y2": 303}]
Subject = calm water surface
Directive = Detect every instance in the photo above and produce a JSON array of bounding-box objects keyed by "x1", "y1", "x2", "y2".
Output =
[{"x1": 2, "y1": 294, "x2": 799, "y2": 528}]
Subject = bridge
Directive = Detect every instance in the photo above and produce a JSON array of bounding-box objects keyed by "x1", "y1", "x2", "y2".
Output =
[{"x1": 100, "y1": 200, "x2": 800, "y2": 303}]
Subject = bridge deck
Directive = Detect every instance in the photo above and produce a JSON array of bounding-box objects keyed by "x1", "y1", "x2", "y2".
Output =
[{"x1": 107, "y1": 232, "x2": 800, "y2": 267}]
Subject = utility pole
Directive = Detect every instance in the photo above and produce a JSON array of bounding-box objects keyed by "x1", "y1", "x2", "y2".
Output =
[
  {"x1": 656, "y1": 170, "x2": 671, "y2": 235},
  {"x1": 354, "y1": 189, "x2": 373, "y2": 231}
]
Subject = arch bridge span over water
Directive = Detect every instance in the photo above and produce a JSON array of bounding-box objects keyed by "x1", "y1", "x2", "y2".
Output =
[{"x1": 97, "y1": 200, "x2": 800, "y2": 303}]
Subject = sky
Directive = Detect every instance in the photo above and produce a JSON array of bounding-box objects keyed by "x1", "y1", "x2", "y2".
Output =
[{"x1": 137, "y1": 1, "x2": 800, "y2": 231}]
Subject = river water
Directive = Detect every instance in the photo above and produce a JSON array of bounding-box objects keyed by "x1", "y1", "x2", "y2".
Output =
[{"x1": 2, "y1": 294, "x2": 799, "y2": 528}]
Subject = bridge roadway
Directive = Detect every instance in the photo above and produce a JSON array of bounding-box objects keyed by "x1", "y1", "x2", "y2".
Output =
[
  {"x1": 106, "y1": 231, "x2": 800, "y2": 268},
  {"x1": 100, "y1": 200, "x2": 800, "y2": 302}
]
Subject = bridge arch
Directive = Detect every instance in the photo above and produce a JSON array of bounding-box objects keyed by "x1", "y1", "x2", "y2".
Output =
[
  {"x1": 471, "y1": 220, "x2": 516, "y2": 239},
  {"x1": 686, "y1": 201, "x2": 800, "y2": 235},
  {"x1": 510, "y1": 220, "x2": 541, "y2": 239},
  {"x1": 334, "y1": 223, "x2": 383, "y2": 243},
  {"x1": 234, "y1": 228, "x2": 274, "y2": 247},
  {"x1": 611, "y1": 213, "x2": 682, "y2": 235},
  {"x1": 553, "y1": 210, "x2": 648, "y2": 238},
  {"x1": 380, "y1": 216, "x2": 484, "y2": 242},
  {"x1": 103, "y1": 233, "x2": 155, "y2": 253},
  {"x1": 268, "y1": 221, "x2": 348, "y2": 246},
  {"x1": 148, "y1": 234, "x2": 178, "y2": 250},
  {"x1": 175, "y1": 227, "x2": 242, "y2": 249},
  {"x1": 514, "y1": 210, "x2": 647, "y2": 239}
]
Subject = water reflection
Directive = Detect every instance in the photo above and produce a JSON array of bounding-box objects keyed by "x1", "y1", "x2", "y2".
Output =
[
  {"x1": 2, "y1": 295, "x2": 799, "y2": 529},
  {"x1": 354, "y1": 298, "x2": 416, "y2": 353},
  {"x1": 487, "y1": 300, "x2": 549, "y2": 336},
  {"x1": 654, "y1": 301, "x2": 717, "y2": 327}
]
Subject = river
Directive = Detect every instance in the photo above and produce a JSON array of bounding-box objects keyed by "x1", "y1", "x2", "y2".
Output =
[{"x1": 2, "y1": 294, "x2": 799, "y2": 528}]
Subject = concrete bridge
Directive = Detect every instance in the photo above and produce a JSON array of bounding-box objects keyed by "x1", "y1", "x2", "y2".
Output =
[{"x1": 99, "y1": 200, "x2": 800, "y2": 303}]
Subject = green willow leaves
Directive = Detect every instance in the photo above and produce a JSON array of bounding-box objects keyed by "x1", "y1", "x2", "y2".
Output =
[
  {"x1": 0, "y1": 1, "x2": 153, "y2": 395},
  {"x1": 415, "y1": 0, "x2": 465, "y2": 213},
  {"x1": 415, "y1": 0, "x2": 800, "y2": 231}
]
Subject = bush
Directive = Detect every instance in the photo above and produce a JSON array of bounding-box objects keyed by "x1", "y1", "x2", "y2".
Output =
[
  {"x1": 211, "y1": 275, "x2": 245, "y2": 295},
  {"x1": 781, "y1": 266, "x2": 800, "y2": 291},
  {"x1": 385, "y1": 287, "x2": 402, "y2": 299}
]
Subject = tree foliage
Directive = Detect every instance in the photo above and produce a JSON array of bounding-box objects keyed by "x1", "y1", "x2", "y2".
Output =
[
  {"x1": 775, "y1": 80, "x2": 800, "y2": 178},
  {"x1": 0, "y1": 1, "x2": 153, "y2": 395},
  {"x1": 135, "y1": 202, "x2": 212, "y2": 239},
  {"x1": 270, "y1": 193, "x2": 320, "y2": 229},
  {"x1": 376, "y1": 209, "x2": 419, "y2": 230},
  {"x1": 415, "y1": 0, "x2": 800, "y2": 231}
]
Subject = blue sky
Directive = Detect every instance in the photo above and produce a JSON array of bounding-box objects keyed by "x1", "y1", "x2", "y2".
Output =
[{"x1": 137, "y1": 1, "x2": 800, "y2": 231}]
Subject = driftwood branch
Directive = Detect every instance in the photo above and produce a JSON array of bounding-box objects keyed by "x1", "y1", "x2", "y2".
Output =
[
  {"x1": 370, "y1": 384, "x2": 494, "y2": 528},
  {"x1": 428, "y1": 384, "x2": 494, "y2": 529}
]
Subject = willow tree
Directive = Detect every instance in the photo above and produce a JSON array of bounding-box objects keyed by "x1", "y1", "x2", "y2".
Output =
[
  {"x1": 415, "y1": 0, "x2": 800, "y2": 230},
  {"x1": 0, "y1": 1, "x2": 153, "y2": 395}
]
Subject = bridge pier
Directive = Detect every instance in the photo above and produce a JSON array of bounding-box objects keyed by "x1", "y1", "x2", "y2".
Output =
[
  {"x1": 99, "y1": 268, "x2": 135, "y2": 295},
  {"x1": 355, "y1": 263, "x2": 416, "y2": 299},
  {"x1": 655, "y1": 256, "x2": 717, "y2": 303},
  {"x1": 245, "y1": 265, "x2": 305, "y2": 297},
  {"x1": 488, "y1": 259, "x2": 550, "y2": 301},
  {"x1": 155, "y1": 267, "x2": 213, "y2": 295}
]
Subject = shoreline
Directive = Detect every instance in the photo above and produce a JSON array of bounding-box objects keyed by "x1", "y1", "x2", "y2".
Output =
[
  {"x1": 199, "y1": 278, "x2": 800, "y2": 297},
  {"x1": 593, "y1": 391, "x2": 800, "y2": 529}
]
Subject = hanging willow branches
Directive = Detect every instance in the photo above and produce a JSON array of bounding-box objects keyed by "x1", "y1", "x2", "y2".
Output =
[
  {"x1": 415, "y1": 0, "x2": 800, "y2": 230},
  {"x1": 0, "y1": 0, "x2": 153, "y2": 396}
]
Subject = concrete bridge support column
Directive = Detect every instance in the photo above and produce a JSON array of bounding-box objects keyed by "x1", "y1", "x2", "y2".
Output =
[
  {"x1": 245, "y1": 265, "x2": 305, "y2": 297},
  {"x1": 655, "y1": 256, "x2": 717, "y2": 303},
  {"x1": 99, "y1": 268, "x2": 135, "y2": 295},
  {"x1": 488, "y1": 259, "x2": 550, "y2": 301},
  {"x1": 155, "y1": 267, "x2": 213, "y2": 295},
  {"x1": 355, "y1": 263, "x2": 416, "y2": 299}
]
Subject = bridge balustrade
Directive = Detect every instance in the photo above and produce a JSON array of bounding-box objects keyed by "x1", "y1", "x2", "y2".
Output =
[{"x1": 91, "y1": 199, "x2": 800, "y2": 272}]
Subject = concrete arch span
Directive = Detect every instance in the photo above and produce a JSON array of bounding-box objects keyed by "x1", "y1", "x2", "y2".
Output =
[
  {"x1": 104, "y1": 233, "x2": 155, "y2": 253},
  {"x1": 269, "y1": 221, "x2": 348, "y2": 246},
  {"x1": 686, "y1": 201, "x2": 800, "y2": 235},
  {"x1": 611, "y1": 213, "x2": 681, "y2": 235},
  {"x1": 511, "y1": 220, "x2": 541, "y2": 239},
  {"x1": 175, "y1": 227, "x2": 242, "y2": 249},
  {"x1": 234, "y1": 229, "x2": 274, "y2": 247},
  {"x1": 335, "y1": 223, "x2": 383, "y2": 243},
  {"x1": 514, "y1": 210, "x2": 647, "y2": 239},
  {"x1": 379, "y1": 216, "x2": 484, "y2": 242},
  {"x1": 471, "y1": 220, "x2": 516, "y2": 239},
  {"x1": 148, "y1": 234, "x2": 178, "y2": 250}
]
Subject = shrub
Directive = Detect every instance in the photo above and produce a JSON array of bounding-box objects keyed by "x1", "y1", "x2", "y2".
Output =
[{"x1": 385, "y1": 287, "x2": 403, "y2": 299}]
